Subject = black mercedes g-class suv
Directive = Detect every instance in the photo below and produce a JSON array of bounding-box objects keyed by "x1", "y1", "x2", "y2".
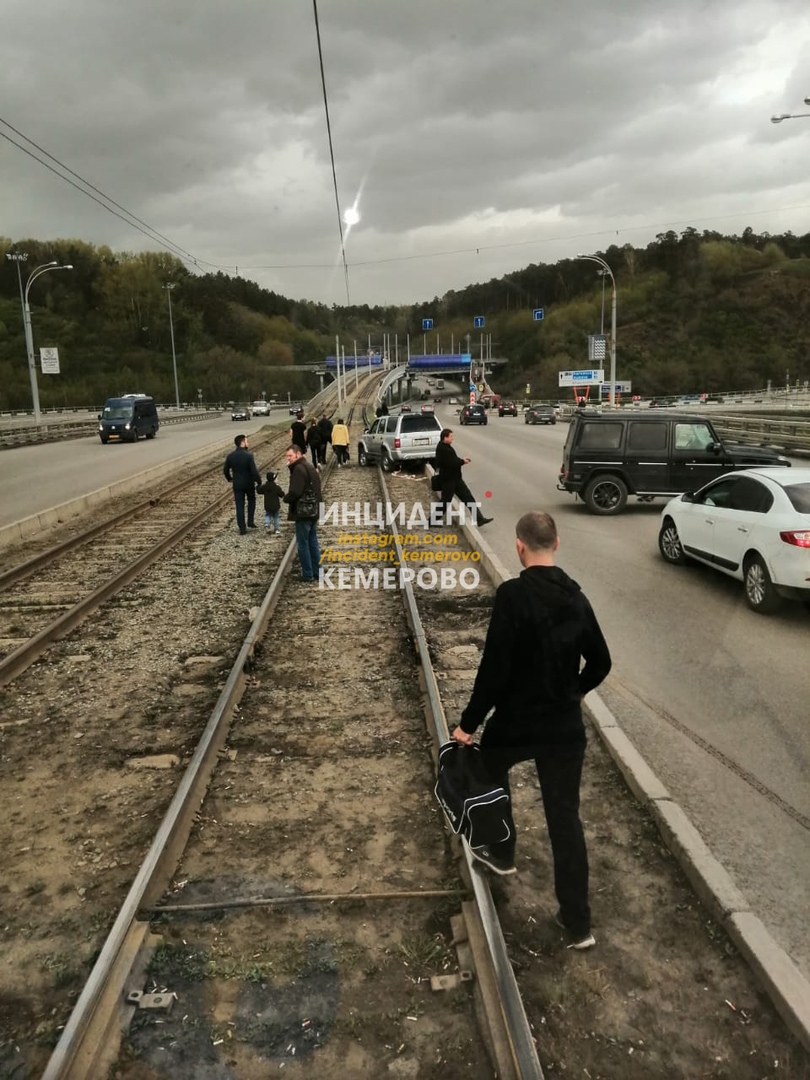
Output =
[{"x1": 558, "y1": 412, "x2": 790, "y2": 514}]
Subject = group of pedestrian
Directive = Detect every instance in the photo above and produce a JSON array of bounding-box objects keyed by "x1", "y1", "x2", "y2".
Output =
[
  {"x1": 223, "y1": 432, "x2": 322, "y2": 574},
  {"x1": 225, "y1": 420, "x2": 612, "y2": 952}
]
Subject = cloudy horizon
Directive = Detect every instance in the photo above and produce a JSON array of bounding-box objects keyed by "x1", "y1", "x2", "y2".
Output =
[{"x1": 3, "y1": 0, "x2": 810, "y2": 306}]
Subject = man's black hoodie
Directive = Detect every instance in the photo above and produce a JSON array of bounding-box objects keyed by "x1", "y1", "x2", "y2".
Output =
[{"x1": 459, "y1": 565, "x2": 611, "y2": 749}]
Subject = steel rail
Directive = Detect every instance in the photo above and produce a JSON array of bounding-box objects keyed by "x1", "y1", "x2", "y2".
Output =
[
  {"x1": 0, "y1": 433, "x2": 279, "y2": 593},
  {"x1": 0, "y1": 428, "x2": 297, "y2": 685},
  {"x1": 41, "y1": 505, "x2": 299, "y2": 1080},
  {"x1": 378, "y1": 471, "x2": 545, "y2": 1080},
  {"x1": 41, "y1": 377, "x2": 379, "y2": 1079},
  {"x1": 0, "y1": 488, "x2": 237, "y2": 688}
]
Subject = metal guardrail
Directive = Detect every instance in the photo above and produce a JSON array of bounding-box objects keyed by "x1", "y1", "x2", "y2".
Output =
[
  {"x1": 707, "y1": 413, "x2": 810, "y2": 454},
  {"x1": 0, "y1": 411, "x2": 219, "y2": 449}
]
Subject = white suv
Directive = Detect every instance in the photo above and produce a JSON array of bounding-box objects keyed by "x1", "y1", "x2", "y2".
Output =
[
  {"x1": 358, "y1": 413, "x2": 443, "y2": 472},
  {"x1": 251, "y1": 400, "x2": 270, "y2": 416}
]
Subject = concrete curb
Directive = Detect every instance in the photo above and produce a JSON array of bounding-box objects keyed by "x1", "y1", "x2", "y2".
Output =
[
  {"x1": 586, "y1": 695, "x2": 810, "y2": 1052},
  {"x1": 452, "y1": 499, "x2": 810, "y2": 1053}
]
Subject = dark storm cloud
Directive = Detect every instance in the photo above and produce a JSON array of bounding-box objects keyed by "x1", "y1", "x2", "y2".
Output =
[{"x1": 2, "y1": 0, "x2": 809, "y2": 303}]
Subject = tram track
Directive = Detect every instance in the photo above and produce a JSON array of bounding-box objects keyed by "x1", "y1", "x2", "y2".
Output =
[
  {"x1": 6, "y1": 376, "x2": 542, "y2": 1080},
  {"x1": 0, "y1": 429, "x2": 291, "y2": 687},
  {"x1": 2, "y1": 379, "x2": 808, "y2": 1080}
]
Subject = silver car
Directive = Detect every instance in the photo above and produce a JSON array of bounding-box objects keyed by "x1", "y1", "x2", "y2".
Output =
[{"x1": 358, "y1": 413, "x2": 443, "y2": 472}]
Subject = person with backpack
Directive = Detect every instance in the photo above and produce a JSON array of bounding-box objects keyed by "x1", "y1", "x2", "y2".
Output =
[
  {"x1": 283, "y1": 444, "x2": 322, "y2": 582},
  {"x1": 452, "y1": 511, "x2": 611, "y2": 950},
  {"x1": 257, "y1": 470, "x2": 285, "y2": 536}
]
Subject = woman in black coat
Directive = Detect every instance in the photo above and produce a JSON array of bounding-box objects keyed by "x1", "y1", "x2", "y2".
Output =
[{"x1": 434, "y1": 428, "x2": 492, "y2": 527}]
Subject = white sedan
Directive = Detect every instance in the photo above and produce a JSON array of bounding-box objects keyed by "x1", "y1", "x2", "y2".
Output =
[{"x1": 658, "y1": 467, "x2": 810, "y2": 614}]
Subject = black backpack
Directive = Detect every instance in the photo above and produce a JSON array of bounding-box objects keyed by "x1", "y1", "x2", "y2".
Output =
[{"x1": 434, "y1": 741, "x2": 512, "y2": 850}]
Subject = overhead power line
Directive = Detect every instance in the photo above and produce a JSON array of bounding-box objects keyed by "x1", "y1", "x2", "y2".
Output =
[
  {"x1": 311, "y1": 0, "x2": 351, "y2": 305},
  {"x1": 0, "y1": 115, "x2": 228, "y2": 272},
  {"x1": 3, "y1": 115, "x2": 808, "y2": 284}
]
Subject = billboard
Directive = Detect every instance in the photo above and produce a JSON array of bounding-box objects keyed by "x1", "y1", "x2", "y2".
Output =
[{"x1": 558, "y1": 369, "x2": 604, "y2": 387}]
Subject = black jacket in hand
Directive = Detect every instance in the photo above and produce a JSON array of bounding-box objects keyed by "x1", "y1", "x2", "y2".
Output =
[{"x1": 460, "y1": 565, "x2": 611, "y2": 749}]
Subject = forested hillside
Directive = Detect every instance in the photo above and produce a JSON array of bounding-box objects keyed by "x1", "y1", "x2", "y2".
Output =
[{"x1": 1, "y1": 227, "x2": 809, "y2": 410}]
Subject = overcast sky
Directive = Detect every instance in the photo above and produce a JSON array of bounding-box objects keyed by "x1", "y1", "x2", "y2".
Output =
[{"x1": 2, "y1": 0, "x2": 809, "y2": 307}]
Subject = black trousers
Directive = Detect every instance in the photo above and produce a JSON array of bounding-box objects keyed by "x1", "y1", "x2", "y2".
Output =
[
  {"x1": 232, "y1": 486, "x2": 256, "y2": 532},
  {"x1": 483, "y1": 741, "x2": 590, "y2": 937},
  {"x1": 440, "y1": 480, "x2": 485, "y2": 526}
]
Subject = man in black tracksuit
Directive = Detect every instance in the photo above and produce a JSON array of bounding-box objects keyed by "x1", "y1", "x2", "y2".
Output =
[
  {"x1": 453, "y1": 510, "x2": 611, "y2": 949},
  {"x1": 223, "y1": 434, "x2": 262, "y2": 534}
]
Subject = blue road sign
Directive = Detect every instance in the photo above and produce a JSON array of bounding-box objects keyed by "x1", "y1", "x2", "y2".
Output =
[
  {"x1": 422, "y1": 318, "x2": 433, "y2": 331},
  {"x1": 533, "y1": 308, "x2": 545, "y2": 322},
  {"x1": 474, "y1": 316, "x2": 485, "y2": 329}
]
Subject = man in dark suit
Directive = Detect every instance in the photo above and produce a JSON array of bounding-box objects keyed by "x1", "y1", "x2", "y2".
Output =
[{"x1": 223, "y1": 434, "x2": 262, "y2": 534}]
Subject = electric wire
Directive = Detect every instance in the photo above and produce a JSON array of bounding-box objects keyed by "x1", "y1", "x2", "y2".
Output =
[
  {"x1": 3, "y1": 115, "x2": 809, "y2": 281},
  {"x1": 0, "y1": 115, "x2": 203, "y2": 266},
  {"x1": 311, "y1": 0, "x2": 351, "y2": 305},
  {"x1": 0, "y1": 118, "x2": 230, "y2": 274}
]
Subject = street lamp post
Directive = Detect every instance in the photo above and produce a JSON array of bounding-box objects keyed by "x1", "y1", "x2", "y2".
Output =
[
  {"x1": 9, "y1": 258, "x2": 73, "y2": 423},
  {"x1": 771, "y1": 97, "x2": 810, "y2": 123},
  {"x1": 163, "y1": 283, "x2": 180, "y2": 408},
  {"x1": 577, "y1": 253, "x2": 617, "y2": 406}
]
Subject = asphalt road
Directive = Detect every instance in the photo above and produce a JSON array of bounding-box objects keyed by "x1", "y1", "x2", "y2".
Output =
[
  {"x1": 438, "y1": 404, "x2": 810, "y2": 983},
  {"x1": 0, "y1": 412, "x2": 275, "y2": 531},
  {"x1": 1, "y1": 404, "x2": 808, "y2": 984}
]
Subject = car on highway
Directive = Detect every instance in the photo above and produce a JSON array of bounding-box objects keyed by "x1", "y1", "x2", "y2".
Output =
[
  {"x1": 420, "y1": 403, "x2": 435, "y2": 414},
  {"x1": 498, "y1": 401, "x2": 518, "y2": 416},
  {"x1": 558, "y1": 412, "x2": 791, "y2": 515},
  {"x1": 658, "y1": 468, "x2": 810, "y2": 614},
  {"x1": 448, "y1": 396, "x2": 459, "y2": 405},
  {"x1": 401, "y1": 403, "x2": 412, "y2": 412},
  {"x1": 357, "y1": 412, "x2": 443, "y2": 472},
  {"x1": 251, "y1": 400, "x2": 270, "y2": 416},
  {"x1": 525, "y1": 404, "x2": 556, "y2": 425},
  {"x1": 98, "y1": 394, "x2": 159, "y2": 443},
  {"x1": 231, "y1": 405, "x2": 251, "y2": 421},
  {"x1": 459, "y1": 404, "x2": 488, "y2": 425}
]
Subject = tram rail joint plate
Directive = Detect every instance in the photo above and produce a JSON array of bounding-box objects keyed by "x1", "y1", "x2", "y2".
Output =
[{"x1": 125, "y1": 989, "x2": 176, "y2": 1013}]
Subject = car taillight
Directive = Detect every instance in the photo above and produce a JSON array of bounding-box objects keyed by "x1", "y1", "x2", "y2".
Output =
[
  {"x1": 394, "y1": 437, "x2": 401, "y2": 449},
  {"x1": 780, "y1": 530, "x2": 810, "y2": 548}
]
